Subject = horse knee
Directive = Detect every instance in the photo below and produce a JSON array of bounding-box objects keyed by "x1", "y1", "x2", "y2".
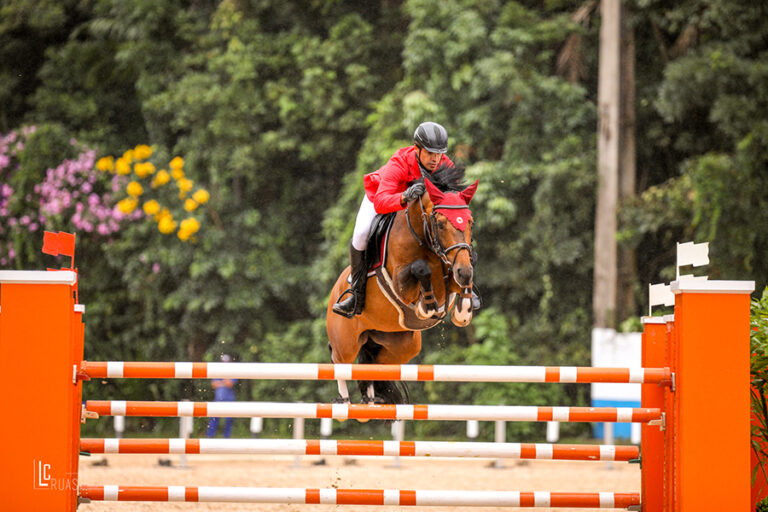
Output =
[{"x1": 409, "y1": 259, "x2": 432, "y2": 286}]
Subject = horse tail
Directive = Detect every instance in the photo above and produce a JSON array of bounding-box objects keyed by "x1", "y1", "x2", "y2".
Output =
[{"x1": 357, "y1": 337, "x2": 410, "y2": 405}]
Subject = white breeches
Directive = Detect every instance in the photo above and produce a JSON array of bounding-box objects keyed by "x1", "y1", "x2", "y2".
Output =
[{"x1": 351, "y1": 195, "x2": 378, "y2": 251}]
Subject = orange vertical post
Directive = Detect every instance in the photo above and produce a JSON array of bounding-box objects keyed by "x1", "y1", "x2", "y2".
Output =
[
  {"x1": 670, "y1": 280, "x2": 754, "y2": 511},
  {"x1": 663, "y1": 314, "x2": 675, "y2": 512},
  {"x1": 641, "y1": 316, "x2": 667, "y2": 512},
  {"x1": 0, "y1": 270, "x2": 82, "y2": 511}
]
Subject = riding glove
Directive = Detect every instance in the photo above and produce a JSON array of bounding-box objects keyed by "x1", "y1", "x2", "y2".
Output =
[{"x1": 402, "y1": 181, "x2": 426, "y2": 203}]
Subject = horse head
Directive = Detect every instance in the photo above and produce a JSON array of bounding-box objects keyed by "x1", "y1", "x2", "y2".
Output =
[{"x1": 422, "y1": 176, "x2": 478, "y2": 327}]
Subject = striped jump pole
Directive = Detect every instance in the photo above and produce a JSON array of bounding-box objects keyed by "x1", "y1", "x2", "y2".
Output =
[
  {"x1": 80, "y1": 438, "x2": 639, "y2": 462},
  {"x1": 78, "y1": 485, "x2": 640, "y2": 508},
  {"x1": 80, "y1": 361, "x2": 671, "y2": 384},
  {"x1": 85, "y1": 400, "x2": 662, "y2": 423}
]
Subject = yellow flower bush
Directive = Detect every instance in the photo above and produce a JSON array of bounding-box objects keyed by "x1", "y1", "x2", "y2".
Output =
[
  {"x1": 142, "y1": 199, "x2": 160, "y2": 215},
  {"x1": 117, "y1": 198, "x2": 138, "y2": 214},
  {"x1": 152, "y1": 169, "x2": 170, "y2": 188},
  {"x1": 134, "y1": 162, "x2": 155, "y2": 178},
  {"x1": 115, "y1": 158, "x2": 131, "y2": 175},
  {"x1": 177, "y1": 217, "x2": 200, "y2": 241},
  {"x1": 192, "y1": 189, "x2": 210, "y2": 204},
  {"x1": 133, "y1": 144, "x2": 152, "y2": 160},
  {"x1": 126, "y1": 181, "x2": 143, "y2": 197},
  {"x1": 102, "y1": 144, "x2": 209, "y2": 242},
  {"x1": 96, "y1": 156, "x2": 114, "y2": 172},
  {"x1": 158, "y1": 215, "x2": 177, "y2": 234}
]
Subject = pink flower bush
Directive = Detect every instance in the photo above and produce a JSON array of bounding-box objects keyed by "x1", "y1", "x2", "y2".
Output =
[{"x1": 0, "y1": 127, "x2": 140, "y2": 266}]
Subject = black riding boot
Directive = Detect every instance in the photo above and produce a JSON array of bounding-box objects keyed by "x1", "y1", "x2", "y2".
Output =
[
  {"x1": 332, "y1": 245, "x2": 367, "y2": 318},
  {"x1": 470, "y1": 247, "x2": 482, "y2": 311}
]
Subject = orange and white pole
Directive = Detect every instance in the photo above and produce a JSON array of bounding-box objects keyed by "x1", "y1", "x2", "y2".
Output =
[
  {"x1": 80, "y1": 361, "x2": 670, "y2": 384},
  {"x1": 80, "y1": 438, "x2": 639, "y2": 461},
  {"x1": 85, "y1": 400, "x2": 661, "y2": 423},
  {"x1": 78, "y1": 485, "x2": 640, "y2": 508}
]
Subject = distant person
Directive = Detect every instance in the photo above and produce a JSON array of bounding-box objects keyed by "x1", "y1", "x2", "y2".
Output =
[{"x1": 205, "y1": 354, "x2": 237, "y2": 438}]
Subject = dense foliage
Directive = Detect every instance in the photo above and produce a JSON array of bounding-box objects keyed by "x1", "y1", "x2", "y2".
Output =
[{"x1": 1, "y1": 0, "x2": 765, "y2": 439}]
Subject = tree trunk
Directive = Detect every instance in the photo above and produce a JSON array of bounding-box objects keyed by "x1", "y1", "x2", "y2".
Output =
[
  {"x1": 617, "y1": 3, "x2": 637, "y2": 323},
  {"x1": 593, "y1": 0, "x2": 621, "y2": 329}
]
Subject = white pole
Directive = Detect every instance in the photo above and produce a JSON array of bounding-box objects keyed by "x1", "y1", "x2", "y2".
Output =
[
  {"x1": 178, "y1": 415, "x2": 193, "y2": 469},
  {"x1": 250, "y1": 417, "x2": 263, "y2": 438},
  {"x1": 546, "y1": 421, "x2": 560, "y2": 443},
  {"x1": 292, "y1": 417, "x2": 304, "y2": 467},
  {"x1": 603, "y1": 422, "x2": 614, "y2": 470},
  {"x1": 494, "y1": 420, "x2": 505, "y2": 469},
  {"x1": 114, "y1": 415, "x2": 125, "y2": 439},
  {"x1": 391, "y1": 420, "x2": 405, "y2": 468},
  {"x1": 466, "y1": 420, "x2": 479, "y2": 439},
  {"x1": 630, "y1": 422, "x2": 641, "y2": 445},
  {"x1": 320, "y1": 417, "x2": 333, "y2": 438}
]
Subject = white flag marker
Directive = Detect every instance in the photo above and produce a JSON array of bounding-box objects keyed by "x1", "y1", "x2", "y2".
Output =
[{"x1": 676, "y1": 241, "x2": 709, "y2": 279}]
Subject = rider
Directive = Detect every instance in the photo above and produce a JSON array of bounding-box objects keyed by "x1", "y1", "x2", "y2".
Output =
[{"x1": 333, "y1": 121, "x2": 468, "y2": 318}]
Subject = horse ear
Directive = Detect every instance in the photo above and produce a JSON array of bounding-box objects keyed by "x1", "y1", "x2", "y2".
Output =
[
  {"x1": 424, "y1": 179, "x2": 444, "y2": 205},
  {"x1": 460, "y1": 180, "x2": 479, "y2": 204}
]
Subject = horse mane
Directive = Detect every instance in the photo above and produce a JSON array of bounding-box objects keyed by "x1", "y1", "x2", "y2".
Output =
[{"x1": 424, "y1": 163, "x2": 467, "y2": 193}]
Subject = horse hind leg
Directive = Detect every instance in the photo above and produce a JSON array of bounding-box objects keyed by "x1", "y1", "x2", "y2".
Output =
[
  {"x1": 357, "y1": 335, "x2": 411, "y2": 406},
  {"x1": 408, "y1": 259, "x2": 439, "y2": 319}
]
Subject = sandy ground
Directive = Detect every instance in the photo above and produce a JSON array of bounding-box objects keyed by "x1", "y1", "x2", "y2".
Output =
[{"x1": 78, "y1": 452, "x2": 640, "y2": 512}]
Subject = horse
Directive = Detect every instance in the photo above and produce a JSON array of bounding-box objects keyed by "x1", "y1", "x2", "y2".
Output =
[{"x1": 326, "y1": 164, "x2": 478, "y2": 404}]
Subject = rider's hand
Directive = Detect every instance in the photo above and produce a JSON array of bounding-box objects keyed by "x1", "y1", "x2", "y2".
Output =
[{"x1": 401, "y1": 181, "x2": 426, "y2": 204}]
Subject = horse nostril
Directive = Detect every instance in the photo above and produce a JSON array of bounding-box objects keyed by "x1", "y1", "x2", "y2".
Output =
[{"x1": 455, "y1": 266, "x2": 473, "y2": 284}]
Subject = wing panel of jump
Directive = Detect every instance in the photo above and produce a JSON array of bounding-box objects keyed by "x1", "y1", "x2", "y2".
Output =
[
  {"x1": 80, "y1": 361, "x2": 671, "y2": 384},
  {"x1": 84, "y1": 400, "x2": 661, "y2": 423},
  {"x1": 80, "y1": 438, "x2": 638, "y2": 461},
  {"x1": 78, "y1": 485, "x2": 640, "y2": 508}
]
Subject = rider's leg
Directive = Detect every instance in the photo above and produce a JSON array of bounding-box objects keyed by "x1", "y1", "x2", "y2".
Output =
[
  {"x1": 470, "y1": 247, "x2": 482, "y2": 310},
  {"x1": 332, "y1": 196, "x2": 376, "y2": 318}
]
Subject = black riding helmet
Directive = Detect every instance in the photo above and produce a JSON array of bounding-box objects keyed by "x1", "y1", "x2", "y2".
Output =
[{"x1": 413, "y1": 122, "x2": 448, "y2": 154}]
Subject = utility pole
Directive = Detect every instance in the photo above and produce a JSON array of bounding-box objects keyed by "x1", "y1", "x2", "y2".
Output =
[
  {"x1": 593, "y1": 0, "x2": 621, "y2": 329},
  {"x1": 617, "y1": 3, "x2": 637, "y2": 321}
]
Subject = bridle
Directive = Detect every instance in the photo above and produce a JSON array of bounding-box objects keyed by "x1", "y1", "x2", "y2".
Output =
[{"x1": 405, "y1": 195, "x2": 473, "y2": 274}]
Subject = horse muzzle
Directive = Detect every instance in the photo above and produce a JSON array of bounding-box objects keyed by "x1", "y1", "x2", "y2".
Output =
[{"x1": 452, "y1": 263, "x2": 473, "y2": 288}]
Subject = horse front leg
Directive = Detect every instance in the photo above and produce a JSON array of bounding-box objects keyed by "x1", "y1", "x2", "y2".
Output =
[{"x1": 408, "y1": 259, "x2": 440, "y2": 319}]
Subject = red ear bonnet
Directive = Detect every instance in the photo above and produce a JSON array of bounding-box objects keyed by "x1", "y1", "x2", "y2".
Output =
[
  {"x1": 460, "y1": 180, "x2": 479, "y2": 204},
  {"x1": 424, "y1": 179, "x2": 444, "y2": 204},
  {"x1": 424, "y1": 178, "x2": 477, "y2": 231}
]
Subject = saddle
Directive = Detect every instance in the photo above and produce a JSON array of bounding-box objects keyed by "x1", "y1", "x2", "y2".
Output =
[{"x1": 364, "y1": 212, "x2": 396, "y2": 276}]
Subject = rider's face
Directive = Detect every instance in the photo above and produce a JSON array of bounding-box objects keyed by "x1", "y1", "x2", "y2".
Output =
[{"x1": 417, "y1": 146, "x2": 442, "y2": 171}]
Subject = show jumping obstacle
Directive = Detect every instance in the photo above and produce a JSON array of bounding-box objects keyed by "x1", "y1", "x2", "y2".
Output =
[
  {"x1": 79, "y1": 361, "x2": 671, "y2": 384},
  {"x1": 79, "y1": 438, "x2": 639, "y2": 461},
  {"x1": 77, "y1": 485, "x2": 641, "y2": 508},
  {"x1": 84, "y1": 400, "x2": 662, "y2": 423},
  {"x1": 0, "y1": 257, "x2": 754, "y2": 511}
]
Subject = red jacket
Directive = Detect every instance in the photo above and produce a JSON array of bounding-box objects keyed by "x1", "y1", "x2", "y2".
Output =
[{"x1": 363, "y1": 146, "x2": 454, "y2": 214}]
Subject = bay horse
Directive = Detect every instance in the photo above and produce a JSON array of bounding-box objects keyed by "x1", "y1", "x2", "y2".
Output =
[{"x1": 326, "y1": 164, "x2": 478, "y2": 404}]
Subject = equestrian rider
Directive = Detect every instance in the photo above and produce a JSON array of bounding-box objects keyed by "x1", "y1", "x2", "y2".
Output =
[{"x1": 333, "y1": 121, "x2": 478, "y2": 318}]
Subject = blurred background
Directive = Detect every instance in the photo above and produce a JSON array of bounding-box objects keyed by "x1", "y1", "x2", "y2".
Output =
[{"x1": 1, "y1": 0, "x2": 766, "y2": 441}]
